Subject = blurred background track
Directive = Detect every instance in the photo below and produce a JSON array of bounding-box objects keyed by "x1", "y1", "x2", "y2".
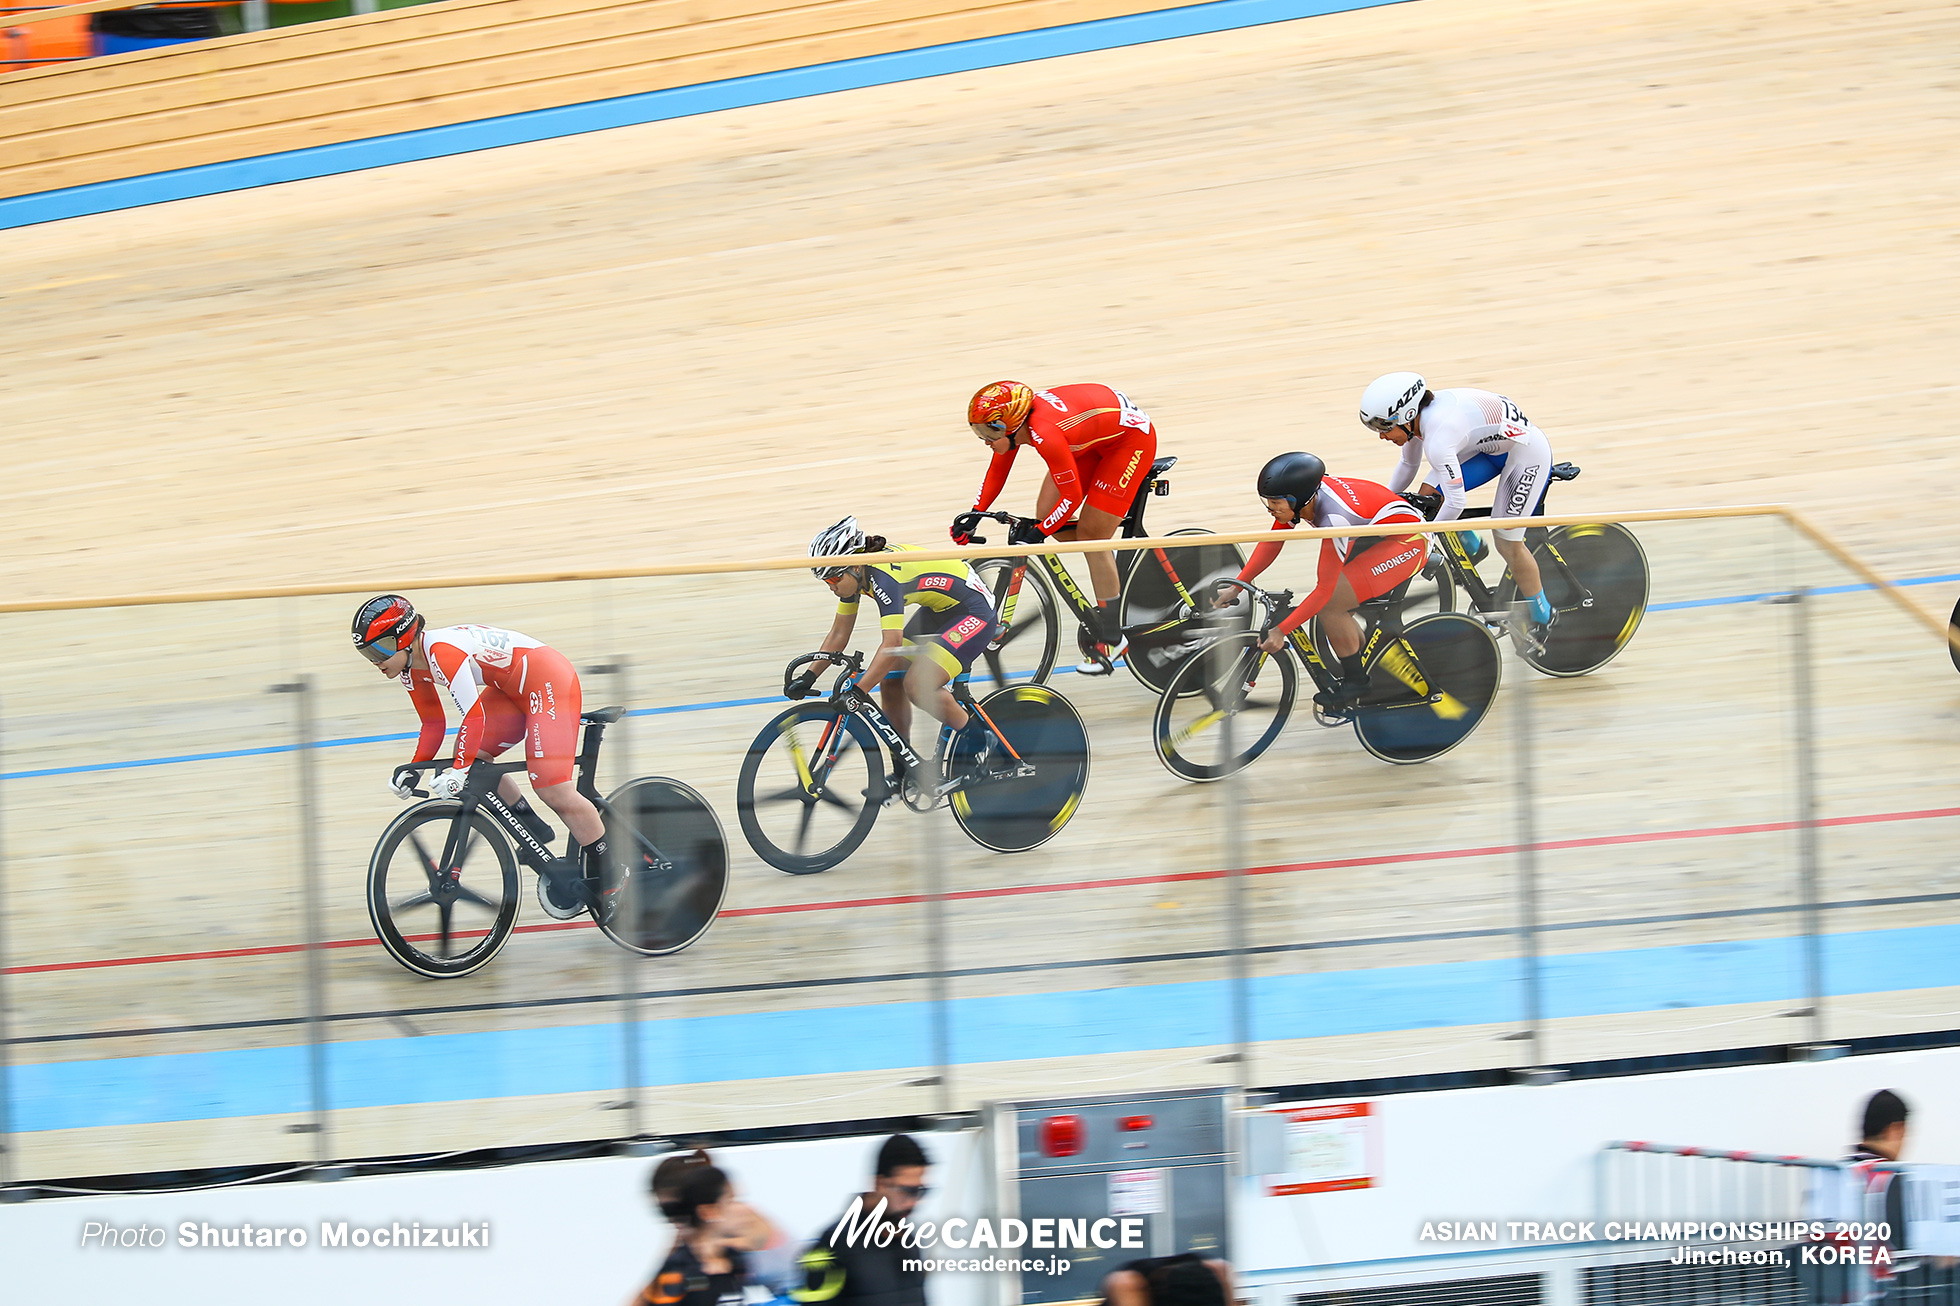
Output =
[{"x1": 1, "y1": 0, "x2": 1956, "y2": 1180}]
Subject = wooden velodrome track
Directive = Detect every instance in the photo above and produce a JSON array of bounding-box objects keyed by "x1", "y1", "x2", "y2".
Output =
[{"x1": 3, "y1": 0, "x2": 1958, "y2": 1180}]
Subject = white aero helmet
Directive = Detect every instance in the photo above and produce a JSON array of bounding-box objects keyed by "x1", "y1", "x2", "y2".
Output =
[
  {"x1": 809, "y1": 516, "x2": 867, "y2": 579},
  {"x1": 1359, "y1": 372, "x2": 1429, "y2": 433}
]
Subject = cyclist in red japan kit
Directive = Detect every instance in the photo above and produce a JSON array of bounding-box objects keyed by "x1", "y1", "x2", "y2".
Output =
[{"x1": 351, "y1": 594, "x2": 608, "y2": 916}]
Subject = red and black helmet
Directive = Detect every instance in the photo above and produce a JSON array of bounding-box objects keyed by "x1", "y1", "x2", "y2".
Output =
[{"x1": 352, "y1": 594, "x2": 423, "y2": 665}]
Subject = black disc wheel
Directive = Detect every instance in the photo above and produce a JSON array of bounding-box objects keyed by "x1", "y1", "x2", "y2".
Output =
[
  {"x1": 367, "y1": 803, "x2": 519, "y2": 979},
  {"x1": 1498, "y1": 523, "x2": 1650, "y2": 677},
  {"x1": 1948, "y1": 595, "x2": 1960, "y2": 673},
  {"x1": 590, "y1": 778, "x2": 729, "y2": 955},
  {"x1": 1117, "y1": 529, "x2": 1249, "y2": 696},
  {"x1": 1352, "y1": 613, "x2": 1502, "y2": 765},
  {"x1": 1152, "y1": 630, "x2": 1298, "y2": 783},
  {"x1": 972, "y1": 557, "x2": 1060, "y2": 693},
  {"x1": 737, "y1": 703, "x2": 886, "y2": 874},
  {"x1": 951, "y1": 685, "x2": 1090, "y2": 852}
]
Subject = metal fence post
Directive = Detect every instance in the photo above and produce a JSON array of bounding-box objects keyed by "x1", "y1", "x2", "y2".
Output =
[
  {"x1": 924, "y1": 799, "x2": 953, "y2": 1118},
  {"x1": 1221, "y1": 708, "x2": 1252, "y2": 1089},
  {"x1": 1786, "y1": 588, "x2": 1828, "y2": 1050},
  {"x1": 0, "y1": 699, "x2": 17, "y2": 1198},
  {"x1": 269, "y1": 678, "x2": 333, "y2": 1170},
  {"x1": 588, "y1": 661, "x2": 644, "y2": 1145},
  {"x1": 241, "y1": 0, "x2": 269, "y2": 29},
  {"x1": 1509, "y1": 608, "x2": 1551, "y2": 1079}
]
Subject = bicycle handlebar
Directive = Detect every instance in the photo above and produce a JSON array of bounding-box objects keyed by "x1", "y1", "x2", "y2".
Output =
[
  {"x1": 782, "y1": 650, "x2": 868, "y2": 700},
  {"x1": 1205, "y1": 578, "x2": 1295, "y2": 637},
  {"x1": 950, "y1": 509, "x2": 1029, "y2": 546}
]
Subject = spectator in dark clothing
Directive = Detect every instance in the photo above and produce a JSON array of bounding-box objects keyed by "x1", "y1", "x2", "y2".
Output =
[
  {"x1": 1850, "y1": 1089, "x2": 1909, "y2": 1163},
  {"x1": 1101, "y1": 1254, "x2": 1234, "y2": 1306},
  {"x1": 639, "y1": 1165, "x2": 748, "y2": 1306},
  {"x1": 796, "y1": 1134, "x2": 931, "y2": 1306},
  {"x1": 649, "y1": 1148, "x2": 794, "y2": 1295}
]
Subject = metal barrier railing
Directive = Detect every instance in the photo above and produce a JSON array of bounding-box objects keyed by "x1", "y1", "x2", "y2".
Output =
[{"x1": 1, "y1": 506, "x2": 1956, "y2": 1194}]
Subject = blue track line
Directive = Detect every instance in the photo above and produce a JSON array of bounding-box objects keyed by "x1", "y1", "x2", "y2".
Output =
[
  {"x1": 2, "y1": 574, "x2": 1953, "y2": 782},
  {"x1": 0, "y1": 0, "x2": 1415, "y2": 231},
  {"x1": 11, "y1": 921, "x2": 1958, "y2": 1131}
]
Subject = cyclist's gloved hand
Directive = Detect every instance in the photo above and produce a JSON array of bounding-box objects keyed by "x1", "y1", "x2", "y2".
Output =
[
  {"x1": 388, "y1": 764, "x2": 420, "y2": 799},
  {"x1": 428, "y1": 767, "x2": 467, "y2": 801},
  {"x1": 950, "y1": 512, "x2": 984, "y2": 547},
  {"x1": 1007, "y1": 517, "x2": 1047, "y2": 547},
  {"x1": 785, "y1": 669, "x2": 821, "y2": 700}
]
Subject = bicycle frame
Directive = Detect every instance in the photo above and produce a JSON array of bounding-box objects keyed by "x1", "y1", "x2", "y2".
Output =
[
  {"x1": 1427, "y1": 496, "x2": 1596, "y2": 618},
  {"x1": 790, "y1": 652, "x2": 1025, "y2": 802},
  {"x1": 979, "y1": 461, "x2": 1209, "y2": 640},
  {"x1": 417, "y1": 712, "x2": 675, "y2": 882},
  {"x1": 1225, "y1": 580, "x2": 1444, "y2": 708}
]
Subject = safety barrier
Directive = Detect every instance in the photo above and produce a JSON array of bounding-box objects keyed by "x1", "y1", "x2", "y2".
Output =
[{"x1": 0, "y1": 506, "x2": 1956, "y2": 1191}]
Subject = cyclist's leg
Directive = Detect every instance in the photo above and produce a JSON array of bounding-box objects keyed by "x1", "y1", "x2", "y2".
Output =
[
  {"x1": 1324, "y1": 534, "x2": 1428, "y2": 703},
  {"x1": 1073, "y1": 430, "x2": 1156, "y2": 662},
  {"x1": 1489, "y1": 431, "x2": 1553, "y2": 621},
  {"x1": 514, "y1": 649, "x2": 603, "y2": 847},
  {"x1": 1081, "y1": 430, "x2": 1155, "y2": 606}
]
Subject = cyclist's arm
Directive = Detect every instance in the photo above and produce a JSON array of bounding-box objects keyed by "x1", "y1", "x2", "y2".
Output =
[
  {"x1": 815, "y1": 603, "x2": 858, "y2": 662},
  {"x1": 1425, "y1": 435, "x2": 1469, "y2": 521},
  {"x1": 404, "y1": 665, "x2": 449, "y2": 763},
  {"x1": 857, "y1": 570, "x2": 909, "y2": 685},
  {"x1": 1027, "y1": 428, "x2": 1087, "y2": 535},
  {"x1": 970, "y1": 445, "x2": 1018, "y2": 512},
  {"x1": 1385, "y1": 441, "x2": 1423, "y2": 494},
  {"x1": 1276, "y1": 539, "x2": 1343, "y2": 635},
  {"x1": 1235, "y1": 520, "x2": 1295, "y2": 583},
  {"x1": 427, "y1": 641, "x2": 490, "y2": 769}
]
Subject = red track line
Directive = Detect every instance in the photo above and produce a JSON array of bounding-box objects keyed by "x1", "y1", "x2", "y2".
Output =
[{"x1": 10, "y1": 805, "x2": 1958, "y2": 977}]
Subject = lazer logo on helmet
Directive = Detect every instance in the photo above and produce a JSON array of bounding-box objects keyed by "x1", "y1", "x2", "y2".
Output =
[{"x1": 1393, "y1": 380, "x2": 1423, "y2": 412}]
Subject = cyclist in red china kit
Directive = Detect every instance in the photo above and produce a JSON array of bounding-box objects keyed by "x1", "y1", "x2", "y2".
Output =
[{"x1": 957, "y1": 380, "x2": 1158, "y2": 673}]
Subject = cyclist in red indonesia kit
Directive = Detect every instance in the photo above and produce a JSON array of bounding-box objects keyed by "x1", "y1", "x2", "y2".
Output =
[
  {"x1": 957, "y1": 381, "x2": 1157, "y2": 673},
  {"x1": 1228, "y1": 454, "x2": 1428, "y2": 708},
  {"x1": 1361, "y1": 372, "x2": 1555, "y2": 637},
  {"x1": 351, "y1": 594, "x2": 609, "y2": 918}
]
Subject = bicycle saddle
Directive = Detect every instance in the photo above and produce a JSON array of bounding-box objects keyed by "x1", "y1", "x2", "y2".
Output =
[
  {"x1": 1150, "y1": 456, "x2": 1178, "y2": 477},
  {"x1": 581, "y1": 706, "x2": 624, "y2": 724},
  {"x1": 1551, "y1": 462, "x2": 1580, "y2": 481}
]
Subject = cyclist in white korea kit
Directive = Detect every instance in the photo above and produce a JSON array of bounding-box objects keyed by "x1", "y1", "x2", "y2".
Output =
[{"x1": 1360, "y1": 372, "x2": 1556, "y2": 638}]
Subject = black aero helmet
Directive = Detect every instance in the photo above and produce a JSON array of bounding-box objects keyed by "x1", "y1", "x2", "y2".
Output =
[
  {"x1": 1256, "y1": 452, "x2": 1327, "y2": 516},
  {"x1": 352, "y1": 594, "x2": 423, "y2": 665}
]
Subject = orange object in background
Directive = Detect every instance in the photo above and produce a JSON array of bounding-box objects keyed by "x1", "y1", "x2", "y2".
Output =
[{"x1": 1, "y1": 12, "x2": 92, "y2": 74}]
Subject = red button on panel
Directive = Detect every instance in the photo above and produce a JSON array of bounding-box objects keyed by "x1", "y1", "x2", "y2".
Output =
[
  {"x1": 1118, "y1": 1115, "x2": 1154, "y2": 1132},
  {"x1": 1041, "y1": 1114, "x2": 1084, "y2": 1157}
]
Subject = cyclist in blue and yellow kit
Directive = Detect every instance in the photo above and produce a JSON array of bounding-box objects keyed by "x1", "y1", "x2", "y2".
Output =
[{"x1": 799, "y1": 517, "x2": 998, "y2": 774}]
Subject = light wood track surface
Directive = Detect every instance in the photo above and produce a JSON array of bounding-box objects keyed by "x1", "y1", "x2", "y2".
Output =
[{"x1": 2, "y1": 0, "x2": 1958, "y2": 1178}]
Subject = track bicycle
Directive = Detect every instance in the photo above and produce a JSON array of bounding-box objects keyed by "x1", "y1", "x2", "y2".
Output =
[
  {"x1": 1153, "y1": 577, "x2": 1503, "y2": 781},
  {"x1": 736, "y1": 651, "x2": 1090, "y2": 873},
  {"x1": 366, "y1": 707, "x2": 728, "y2": 978},
  {"x1": 951, "y1": 456, "x2": 1259, "y2": 695},
  {"x1": 1402, "y1": 462, "x2": 1650, "y2": 676}
]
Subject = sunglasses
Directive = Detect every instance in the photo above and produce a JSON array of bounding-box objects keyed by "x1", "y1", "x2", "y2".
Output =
[
  {"x1": 883, "y1": 1182, "x2": 930, "y2": 1199},
  {"x1": 357, "y1": 632, "x2": 413, "y2": 665},
  {"x1": 1362, "y1": 414, "x2": 1400, "y2": 434},
  {"x1": 971, "y1": 422, "x2": 1010, "y2": 442}
]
